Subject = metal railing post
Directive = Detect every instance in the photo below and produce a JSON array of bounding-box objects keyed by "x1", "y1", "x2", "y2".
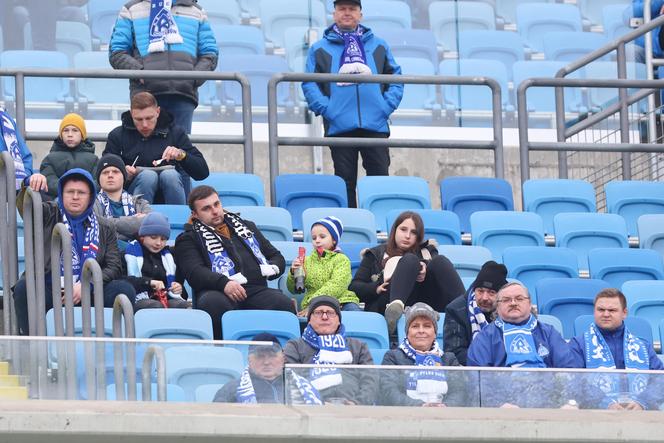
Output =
[
  {"x1": 617, "y1": 43, "x2": 632, "y2": 180},
  {"x1": 644, "y1": 0, "x2": 658, "y2": 144},
  {"x1": 142, "y1": 346, "x2": 166, "y2": 402},
  {"x1": 112, "y1": 294, "x2": 136, "y2": 401},
  {"x1": 238, "y1": 74, "x2": 254, "y2": 174},
  {"x1": 517, "y1": 80, "x2": 532, "y2": 187},
  {"x1": 0, "y1": 151, "x2": 18, "y2": 335},
  {"x1": 22, "y1": 188, "x2": 45, "y2": 336},
  {"x1": 79, "y1": 258, "x2": 106, "y2": 400},
  {"x1": 14, "y1": 73, "x2": 25, "y2": 138}
]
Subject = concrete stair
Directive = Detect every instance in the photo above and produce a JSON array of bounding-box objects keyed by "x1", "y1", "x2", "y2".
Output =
[{"x1": 0, "y1": 362, "x2": 27, "y2": 400}]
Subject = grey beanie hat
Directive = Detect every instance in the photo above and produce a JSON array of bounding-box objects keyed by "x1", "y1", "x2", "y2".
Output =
[
  {"x1": 404, "y1": 302, "x2": 440, "y2": 334},
  {"x1": 307, "y1": 295, "x2": 342, "y2": 322},
  {"x1": 139, "y1": 212, "x2": 171, "y2": 239}
]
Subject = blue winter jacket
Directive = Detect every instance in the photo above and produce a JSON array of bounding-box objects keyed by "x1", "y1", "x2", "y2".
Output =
[
  {"x1": 302, "y1": 25, "x2": 403, "y2": 136},
  {"x1": 0, "y1": 112, "x2": 34, "y2": 186},
  {"x1": 630, "y1": 0, "x2": 664, "y2": 57},
  {"x1": 109, "y1": 0, "x2": 218, "y2": 105}
]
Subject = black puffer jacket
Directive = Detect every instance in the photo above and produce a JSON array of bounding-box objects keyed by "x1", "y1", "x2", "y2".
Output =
[{"x1": 39, "y1": 138, "x2": 98, "y2": 198}]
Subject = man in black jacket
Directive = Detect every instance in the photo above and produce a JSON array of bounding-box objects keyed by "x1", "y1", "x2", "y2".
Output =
[
  {"x1": 103, "y1": 92, "x2": 209, "y2": 205},
  {"x1": 174, "y1": 185, "x2": 295, "y2": 339}
]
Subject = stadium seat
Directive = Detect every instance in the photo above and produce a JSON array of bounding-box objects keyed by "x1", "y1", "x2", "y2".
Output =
[
  {"x1": 386, "y1": 209, "x2": 462, "y2": 246},
  {"x1": 470, "y1": 211, "x2": 545, "y2": 260},
  {"x1": 584, "y1": 61, "x2": 647, "y2": 111},
  {"x1": 588, "y1": 248, "x2": 664, "y2": 288},
  {"x1": 384, "y1": 29, "x2": 439, "y2": 69},
  {"x1": 74, "y1": 51, "x2": 129, "y2": 117},
  {"x1": 194, "y1": 384, "x2": 224, "y2": 403},
  {"x1": 578, "y1": 0, "x2": 628, "y2": 27},
  {"x1": 238, "y1": 0, "x2": 261, "y2": 17},
  {"x1": 439, "y1": 59, "x2": 511, "y2": 111},
  {"x1": 458, "y1": 30, "x2": 526, "y2": 78},
  {"x1": 553, "y1": 213, "x2": 629, "y2": 270},
  {"x1": 45, "y1": 307, "x2": 116, "y2": 337},
  {"x1": 259, "y1": 0, "x2": 327, "y2": 49},
  {"x1": 397, "y1": 57, "x2": 438, "y2": 110},
  {"x1": 605, "y1": 180, "x2": 664, "y2": 237},
  {"x1": 55, "y1": 21, "x2": 92, "y2": 63},
  {"x1": 226, "y1": 206, "x2": 293, "y2": 242},
  {"x1": 522, "y1": 179, "x2": 597, "y2": 235},
  {"x1": 496, "y1": 0, "x2": 547, "y2": 24},
  {"x1": 342, "y1": 311, "x2": 390, "y2": 350},
  {"x1": 193, "y1": 173, "x2": 265, "y2": 207},
  {"x1": 516, "y1": 3, "x2": 583, "y2": 52},
  {"x1": 221, "y1": 310, "x2": 301, "y2": 345},
  {"x1": 537, "y1": 314, "x2": 564, "y2": 336},
  {"x1": 623, "y1": 280, "x2": 664, "y2": 343},
  {"x1": 361, "y1": 0, "x2": 412, "y2": 34},
  {"x1": 150, "y1": 205, "x2": 190, "y2": 241},
  {"x1": 134, "y1": 309, "x2": 213, "y2": 340},
  {"x1": 165, "y1": 346, "x2": 244, "y2": 401},
  {"x1": 603, "y1": 4, "x2": 632, "y2": 41},
  {"x1": 219, "y1": 54, "x2": 292, "y2": 107},
  {"x1": 536, "y1": 278, "x2": 611, "y2": 338},
  {"x1": 502, "y1": 246, "x2": 579, "y2": 304},
  {"x1": 543, "y1": 31, "x2": 608, "y2": 62},
  {"x1": 88, "y1": 0, "x2": 126, "y2": 44},
  {"x1": 204, "y1": 0, "x2": 242, "y2": 26},
  {"x1": 275, "y1": 174, "x2": 348, "y2": 231},
  {"x1": 212, "y1": 25, "x2": 266, "y2": 55},
  {"x1": 512, "y1": 60, "x2": 586, "y2": 113},
  {"x1": 283, "y1": 26, "x2": 322, "y2": 71},
  {"x1": 429, "y1": 1, "x2": 496, "y2": 52},
  {"x1": 271, "y1": 241, "x2": 312, "y2": 265},
  {"x1": 370, "y1": 348, "x2": 389, "y2": 365},
  {"x1": 302, "y1": 208, "x2": 377, "y2": 243},
  {"x1": 340, "y1": 242, "x2": 376, "y2": 277},
  {"x1": 638, "y1": 214, "x2": 664, "y2": 255},
  {"x1": 107, "y1": 383, "x2": 187, "y2": 402},
  {"x1": 440, "y1": 176, "x2": 514, "y2": 234},
  {"x1": 397, "y1": 312, "x2": 446, "y2": 348},
  {"x1": 574, "y1": 314, "x2": 654, "y2": 344},
  {"x1": 436, "y1": 245, "x2": 493, "y2": 279},
  {"x1": 357, "y1": 176, "x2": 431, "y2": 232}
]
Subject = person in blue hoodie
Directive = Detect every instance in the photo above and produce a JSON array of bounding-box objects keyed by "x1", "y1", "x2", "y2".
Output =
[
  {"x1": 629, "y1": 0, "x2": 664, "y2": 59},
  {"x1": 569, "y1": 288, "x2": 664, "y2": 410},
  {"x1": 13, "y1": 168, "x2": 136, "y2": 335},
  {"x1": 0, "y1": 107, "x2": 47, "y2": 193},
  {"x1": 302, "y1": 0, "x2": 403, "y2": 207}
]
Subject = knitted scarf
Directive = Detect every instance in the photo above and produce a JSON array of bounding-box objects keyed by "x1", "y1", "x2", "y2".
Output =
[
  {"x1": 96, "y1": 191, "x2": 137, "y2": 217},
  {"x1": 289, "y1": 370, "x2": 324, "y2": 405},
  {"x1": 148, "y1": 0, "x2": 183, "y2": 53},
  {"x1": 332, "y1": 24, "x2": 371, "y2": 85},
  {"x1": 60, "y1": 207, "x2": 99, "y2": 283},
  {"x1": 124, "y1": 240, "x2": 178, "y2": 302},
  {"x1": 302, "y1": 324, "x2": 352, "y2": 391},
  {"x1": 0, "y1": 108, "x2": 27, "y2": 190},
  {"x1": 399, "y1": 338, "x2": 448, "y2": 403},
  {"x1": 236, "y1": 367, "x2": 258, "y2": 404},
  {"x1": 496, "y1": 315, "x2": 546, "y2": 368},
  {"x1": 467, "y1": 287, "x2": 489, "y2": 340}
]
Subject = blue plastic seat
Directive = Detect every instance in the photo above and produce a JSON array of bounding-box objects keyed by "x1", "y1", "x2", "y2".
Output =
[
  {"x1": 502, "y1": 246, "x2": 579, "y2": 304},
  {"x1": 386, "y1": 209, "x2": 462, "y2": 246},
  {"x1": 342, "y1": 311, "x2": 390, "y2": 350},
  {"x1": 194, "y1": 383, "x2": 225, "y2": 403},
  {"x1": 107, "y1": 383, "x2": 187, "y2": 402},
  {"x1": 238, "y1": 0, "x2": 261, "y2": 17},
  {"x1": 361, "y1": 0, "x2": 412, "y2": 34},
  {"x1": 357, "y1": 176, "x2": 431, "y2": 232},
  {"x1": 522, "y1": 179, "x2": 597, "y2": 235},
  {"x1": 283, "y1": 26, "x2": 322, "y2": 71},
  {"x1": 397, "y1": 57, "x2": 438, "y2": 110},
  {"x1": 588, "y1": 248, "x2": 664, "y2": 289},
  {"x1": 383, "y1": 29, "x2": 439, "y2": 68},
  {"x1": 439, "y1": 59, "x2": 511, "y2": 111},
  {"x1": 45, "y1": 307, "x2": 116, "y2": 337},
  {"x1": 340, "y1": 242, "x2": 377, "y2": 277},
  {"x1": 638, "y1": 214, "x2": 664, "y2": 255},
  {"x1": 165, "y1": 346, "x2": 245, "y2": 401},
  {"x1": 538, "y1": 314, "x2": 564, "y2": 336},
  {"x1": 212, "y1": 24, "x2": 265, "y2": 55},
  {"x1": 370, "y1": 348, "x2": 389, "y2": 365},
  {"x1": 578, "y1": 0, "x2": 627, "y2": 27},
  {"x1": 458, "y1": 30, "x2": 526, "y2": 78},
  {"x1": 275, "y1": 174, "x2": 348, "y2": 231},
  {"x1": 221, "y1": 310, "x2": 301, "y2": 345},
  {"x1": 553, "y1": 213, "x2": 629, "y2": 270},
  {"x1": 543, "y1": 31, "x2": 608, "y2": 62},
  {"x1": 496, "y1": 0, "x2": 547, "y2": 24},
  {"x1": 603, "y1": 4, "x2": 632, "y2": 41},
  {"x1": 55, "y1": 21, "x2": 92, "y2": 63},
  {"x1": 574, "y1": 314, "x2": 654, "y2": 344},
  {"x1": 429, "y1": 1, "x2": 496, "y2": 52},
  {"x1": 470, "y1": 211, "x2": 545, "y2": 260},
  {"x1": 226, "y1": 206, "x2": 293, "y2": 242},
  {"x1": 193, "y1": 173, "x2": 265, "y2": 207},
  {"x1": 605, "y1": 180, "x2": 664, "y2": 237},
  {"x1": 397, "y1": 312, "x2": 446, "y2": 348},
  {"x1": 88, "y1": 0, "x2": 126, "y2": 44},
  {"x1": 204, "y1": 0, "x2": 242, "y2": 26},
  {"x1": 0, "y1": 50, "x2": 71, "y2": 105},
  {"x1": 74, "y1": 51, "x2": 130, "y2": 116},
  {"x1": 623, "y1": 280, "x2": 664, "y2": 342},
  {"x1": 440, "y1": 176, "x2": 514, "y2": 234},
  {"x1": 219, "y1": 54, "x2": 292, "y2": 107},
  {"x1": 516, "y1": 3, "x2": 583, "y2": 52},
  {"x1": 436, "y1": 245, "x2": 493, "y2": 279},
  {"x1": 584, "y1": 61, "x2": 647, "y2": 111},
  {"x1": 512, "y1": 60, "x2": 586, "y2": 113},
  {"x1": 536, "y1": 278, "x2": 611, "y2": 339},
  {"x1": 135, "y1": 309, "x2": 213, "y2": 340},
  {"x1": 150, "y1": 205, "x2": 191, "y2": 241},
  {"x1": 259, "y1": 0, "x2": 327, "y2": 48},
  {"x1": 271, "y1": 241, "x2": 312, "y2": 265},
  {"x1": 302, "y1": 208, "x2": 377, "y2": 243}
]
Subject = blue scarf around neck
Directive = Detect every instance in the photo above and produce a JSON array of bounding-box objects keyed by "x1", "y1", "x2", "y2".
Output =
[
  {"x1": 124, "y1": 240, "x2": 178, "y2": 302},
  {"x1": 496, "y1": 315, "x2": 546, "y2": 368},
  {"x1": 302, "y1": 324, "x2": 352, "y2": 391},
  {"x1": 0, "y1": 108, "x2": 27, "y2": 190},
  {"x1": 59, "y1": 201, "x2": 99, "y2": 283},
  {"x1": 148, "y1": 0, "x2": 183, "y2": 53},
  {"x1": 467, "y1": 287, "x2": 489, "y2": 340},
  {"x1": 97, "y1": 190, "x2": 136, "y2": 217},
  {"x1": 399, "y1": 338, "x2": 448, "y2": 403}
]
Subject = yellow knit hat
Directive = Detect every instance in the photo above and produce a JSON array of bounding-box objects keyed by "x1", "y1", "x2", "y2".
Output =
[{"x1": 59, "y1": 113, "x2": 87, "y2": 140}]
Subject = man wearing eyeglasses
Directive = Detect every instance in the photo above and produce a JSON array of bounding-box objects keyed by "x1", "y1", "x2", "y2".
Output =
[
  {"x1": 13, "y1": 169, "x2": 136, "y2": 335},
  {"x1": 283, "y1": 295, "x2": 378, "y2": 405}
]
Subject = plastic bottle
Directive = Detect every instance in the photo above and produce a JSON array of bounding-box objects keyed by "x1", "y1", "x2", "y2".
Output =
[{"x1": 294, "y1": 246, "x2": 306, "y2": 294}]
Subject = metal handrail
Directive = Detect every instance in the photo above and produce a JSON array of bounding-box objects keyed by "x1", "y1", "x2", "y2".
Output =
[
  {"x1": 142, "y1": 345, "x2": 167, "y2": 402},
  {"x1": 50, "y1": 223, "x2": 75, "y2": 338},
  {"x1": 112, "y1": 294, "x2": 136, "y2": 401},
  {"x1": 267, "y1": 72, "x2": 505, "y2": 204},
  {"x1": 0, "y1": 68, "x2": 255, "y2": 173},
  {"x1": 0, "y1": 151, "x2": 18, "y2": 335},
  {"x1": 22, "y1": 187, "x2": 45, "y2": 336},
  {"x1": 79, "y1": 258, "x2": 106, "y2": 400}
]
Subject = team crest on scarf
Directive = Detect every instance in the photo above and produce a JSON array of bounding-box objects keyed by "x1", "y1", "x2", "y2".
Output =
[{"x1": 510, "y1": 336, "x2": 532, "y2": 354}]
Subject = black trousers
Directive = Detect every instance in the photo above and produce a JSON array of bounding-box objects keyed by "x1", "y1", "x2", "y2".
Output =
[
  {"x1": 329, "y1": 129, "x2": 390, "y2": 208},
  {"x1": 197, "y1": 284, "x2": 296, "y2": 339}
]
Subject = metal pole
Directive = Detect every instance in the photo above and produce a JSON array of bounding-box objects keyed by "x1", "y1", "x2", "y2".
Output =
[
  {"x1": 517, "y1": 80, "x2": 532, "y2": 187},
  {"x1": 267, "y1": 74, "x2": 281, "y2": 206},
  {"x1": 554, "y1": 80, "x2": 568, "y2": 179},
  {"x1": 238, "y1": 74, "x2": 254, "y2": 174},
  {"x1": 142, "y1": 346, "x2": 166, "y2": 402},
  {"x1": 489, "y1": 79, "x2": 505, "y2": 179},
  {"x1": 79, "y1": 258, "x2": 106, "y2": 399},
  {"x1": 112, "y1": 294, "x2": 136, "y2": 401},
  {"x1": 15, "y1": 73, "x2": 25, "y2": 138},
  {"x1": 617, "y1": 43, "x2": 632, "y2": 180},
  {"x1": 0, "y1": 151, "x2": 18, "y2": 335},
  {"x1": 644, "y1": 0, "x2": 658, "y2": 144},
  {"x1": 50, "y1": 223, "x2": 74, "y2": 337}
]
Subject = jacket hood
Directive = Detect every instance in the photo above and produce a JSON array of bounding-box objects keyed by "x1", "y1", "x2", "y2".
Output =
[
  {"x1": 324, "y1": 24, "x2": 374, "y2": 43},
  {"x1": 120, "y1": 109, "x2": 174, "y2": 136},
  {"x1": 57, "y1": 168, "x2": 97, "y2": 215},
  {"x1": 50, "y1": 137, "x2": 96, "y2": 154}
]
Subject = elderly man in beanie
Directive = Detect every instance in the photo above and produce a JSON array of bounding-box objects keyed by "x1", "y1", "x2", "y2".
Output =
[
  {"x1": 283, "y1": 295, "x2": 377, "y2": 405},
  {"x1": 301, "y1": 0, "x2": 403, "y2": 207},
  {"x1": 13, "y1": 168, "x2": 136, "y2": 335},
  {"x1": 93, "y1": 153, "x2": 152, "y2": 242},
  {"x1": 443, "y1": 261, "x2": 507, "y2": 365}
]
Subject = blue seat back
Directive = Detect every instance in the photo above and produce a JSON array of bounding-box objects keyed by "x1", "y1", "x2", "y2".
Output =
[
  {"x1": 516, "y1": 3, "x2": 583, "y2": 52},
  {"x1": 55, "y1": 21, "x2": 93, "y2": 63},
  {"x1": 205, "y1": 0, "x2": 242, "y2": 26},
  {"x1": 302, "y1": 208, "x2": 377, "y2": 244},
  {"x1": 538, "y1": 314, "x2": 564, "y2": 336},
  {"x1": 386, "y1": 209, "x2": 462, "y2": 246},
  {"x1": 574, "y1": 314, "x2": 654, "y2": 344},
  {"x1": 259, "y1": 0, "x2": 327, "y2": 48},
  {"x1": 370, "y1": 348, "x2": 390, "y2": 365},
  {"x1": 107, "y1": 383, "x2": 187, "y2": 402},
  {"x1": 219, "y1": 54, "x2": 291, "y2": 107},
  {"x1": 221, "y1": 310, "x2": 301, "y2": 345},
  {"x1": 194, "y1": 383, "x2": 225, "y2": 403},
  {"x1": 398, "y1": 57, "x2": 437, "y2": 109},
  {"x1": 623, "y1": 280, "x2": 664, "y2": 341},
  {"x1": 212, "y1": 24, "x2": 265, "y2": 55},
  {"x1": 1, "y1": 51, "x2": 70, "y2": 102},
  {"x1": 429, "y1": 1, "x2": 496, "y2": 52},
  {"x1": 603, "y1": 4, "x2": 631, "y2": 41},
  {"x1": 88, "y1": 0, "x2": 126, "y2": 43},
  {"x1": 512, "y1": 60, "x2": 585, "y2": 113},
  {"x1": 193, "y1": 173, "x2": 265, "y2": 207},
  {"x1": 584, "y1": 61, "x2": 647, "y2": 111},
  {"x1": 440, "y1": 59, "x2": 511, "y2": 111},
  {"x1": 271, "y1": 241, "x2": 312, "y2": 265},
  {"x1": 543, "y1": 31, "x2": 608, "y2": 62},
  {"x1": 384, "y1": 29, "x2": 439, "y2": 68},
  {"x1": 361, "y1": 0, "x2": 412, "y2": 34},
  {"x1": 458, "y1": 30, "x2": 525, "y2": 78},
  {"x1": 226, "y1": 206, "x2": 293, "y2": 241},
  {"x1": 605, "y1": 180, "x2": 664, "y2": 236},
  {"x1": 340, "y1": 242, "x2": 377, "y2": 277},
  {"x1": 496, "y1": 0, "x2": 548, "y2": 25},
  {"x1": 638, "y1": 214, "x2": 664, "y2": 255},
  {"x1": 436, "y1": 245, "x2": 493, "y2": 279},
  {"x1": 397, "y1": 312, "x2": 446, "y2": 348},
  {"x1": 470, "y1": 211, "x2": 545, "y2": 260},
  {"x1": 342, "y1": 311, "x2": 390, "y2": 350},
  {"x1": 135, "y1": 309, "x2": 213, "y2": 340},
  {"x1": 150, "y1": 204, "x2": 191, "y2": 240},
  {"x1": 74, "y1": 51, "x2": 129, "y2": 110},
  {"x1": 588, "y1": 248, "x2": 664, "y2": 288},
  {"x1": 46, "y1": 307, "x2": 116, "y2": 337}
]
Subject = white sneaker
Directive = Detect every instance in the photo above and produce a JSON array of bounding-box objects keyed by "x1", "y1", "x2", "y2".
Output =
[{"x1": 385, "y1": 299, "x2": 405, "y2": 335}]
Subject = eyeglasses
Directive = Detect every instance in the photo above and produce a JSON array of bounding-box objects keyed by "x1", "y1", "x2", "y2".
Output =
[
  {"x1": 498, "y1": 296, "x2": 529, "y2": 304},
  {"x1": 311, "y1": 310, "x2": 338, "y2": 318}
]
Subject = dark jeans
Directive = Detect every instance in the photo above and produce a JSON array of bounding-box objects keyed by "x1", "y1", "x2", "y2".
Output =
[
  {"x1": 197, "y1": 284, "x2": 296, "y2": 339},
  {"x1": 387, "y1": 253, "x2": 465, "y2": 312},
  {"x1": 156, "y1": 95, "x2": 196, "y2": 134},
  {"x1": 329, "y1": 129, "x2": 390, "y2": 208},
  {"x1": 13, "y1": 276, "x2": 137, "y2": 336}
]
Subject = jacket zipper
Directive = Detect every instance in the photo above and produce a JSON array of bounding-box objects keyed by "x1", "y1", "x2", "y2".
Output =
[{"x1": 355, "y1": 84, "x2": 362, "y2": 128}]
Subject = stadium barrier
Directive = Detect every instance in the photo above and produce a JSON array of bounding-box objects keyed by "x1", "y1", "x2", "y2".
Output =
[
  {"x1": 112, "y1": 294, "x2": 137, "y2": 401},
  {"x1": 0, "y1": 151, "x2": 19, "y2": 335}
]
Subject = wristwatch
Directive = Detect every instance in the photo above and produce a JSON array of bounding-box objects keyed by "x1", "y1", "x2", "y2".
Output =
[{"x1": 176, "y1": 150, "x2": 187, "y2": 161}]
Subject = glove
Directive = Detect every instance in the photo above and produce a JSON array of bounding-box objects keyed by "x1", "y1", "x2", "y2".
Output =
[
  {"x1": 229, "y1": 273, "x2": 248, "y2": 285},
  {"x1": 260, "y1": 264, "x2": 280, "y2": 277}
]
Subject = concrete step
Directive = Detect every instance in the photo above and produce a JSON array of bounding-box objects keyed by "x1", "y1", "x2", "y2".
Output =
[
  {"x1": 0, "y1": 386, "x2": 27, "y2": 400},
  {"x1": 0, "y1": 362, "x2": 9, "y2": 376},
  {"x1": 0, "y1": 375, "x2": 21, "y2": 387}
]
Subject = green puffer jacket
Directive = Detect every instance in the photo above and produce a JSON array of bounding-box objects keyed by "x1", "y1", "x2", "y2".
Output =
[
  {"x1": 287, "y1": 249, "x2": 360, "y2": 309},
  {"x1": 40, "y1": 138, "x2": 98, "y2": 198}
]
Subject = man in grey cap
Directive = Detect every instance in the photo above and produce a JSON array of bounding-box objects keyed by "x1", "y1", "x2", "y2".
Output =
[{"x1": 283, "y1": 295, "x2": 377, "y2": 405}]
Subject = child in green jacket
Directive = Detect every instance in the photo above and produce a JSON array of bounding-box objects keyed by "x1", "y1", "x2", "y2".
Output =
[{"x1": 288, "y1": 216, "x2": 361, "y2": 316}]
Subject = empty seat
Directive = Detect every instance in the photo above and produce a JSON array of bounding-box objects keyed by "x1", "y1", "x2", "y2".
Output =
[
  {"x1": 302, "y1": 208, "x2": 377, "y2": 243},
  {"x1": 578, "y1": 0, "x2": 628, "y2": 27},
  {"x1": 340, "y1": 241, "x2": 377, "y2": 277},
  {"x1": 221, "y1": 310, "x2": 300, "y2": 345},
  {"x1": 194, "y1": 383, "x2": 224, "y2": 403},
  {"x1": 226, "y1": 206, "x2": 293, "y2": 241},
  {"x1": 219, "y1": 54, "x2": 292, "y2": 107},
  {"x1": 439, "y1": 59, "x2": 511, "y2": 111},
  {"x1": 588, "y1": 248, "x2": 664, "y2": 288},
  {"x1": 537, "y1": 314, "x2": 564, "y2": 336},
  {"x1": 543, "y1": 31, "x2": 608, "y2": 62},
  {"x1": 574, "y1": 314, "x2": 654, "y2": 344},
  {"x1": 470, "y1": 211, "x2": 545, "y2": 260},
  {"x1": 512, "y1": 60, "x2": 586, "y2": 113},
  {"x1": 522, "y1": 179, "x2": 597, "y2": 235},
  {"x1": 605, "y1": 180, "x2": 664, "y2": 237},
  {"x1": 384, "y1": 29, "x2": 439, "y2": 69},
  {"x1": 259, "y1": 0, "x2": 327, "y2": 48},
  {"x1": 204, "y1": 0, "x2": 242, "y2": 26},
  {"x1": 496, "y1": 0, "x2": 547, "y2": 24},
  {"x1": 362, "y1": 0, "x2": 412, "y2": 34},
  {"x1": 436, "y1": 245, "x2": 493, "y2": 279},
  {"x1": 150, "y1": 205, "x2": 190, "y2": 241},
  {"x1": 623, "y1": 280, "x2": 664, "y2": 343},
  {"x1": 212, "y1": 25, "x2": 265, "y2": 55},
  {"x1": 55, "y1": 21, "x2": 92, "y2": 63},
  {"x1": 584, "y1": 61, "x2": 647, "y2": 111},
  {"x1": 275, "y1": 174, "x2": 348, "y2": 231},
  {"x1": 458, "y1": 30, "x2": 526, "y2": 78},
  {"x1": 283, "y1": 26, "x2": 322, "y2": 71},
  {"x1": 397, "y1": 57, "x2": 438, "y2": 110},
  {"x1": 88, "y1": 0, "x2": 126, "y2": 44},
  {"x1": 554, "y1": 212, "x2": 629, "y2": 270},
  {"x1": 397, "y1": 312, "x2": 446, "y2": 347},
  {"x1": 516, "y1": 3, "x2": 583, "y2": 52},
  {"x1": 107, "y1": 383, "x2": 187, "y2": 402},
  {"x1": 603, "y1": 4, "x2": 632, "y2": 41},
  {"x1": 45, "y1": 307, "x2": 116, "y2": 337},
  {"x1": 341, "y1": 311, "x2": 390, "y2": 350},
  {"x1": 135, "y1": 309, "x2": 213, "y2": 340},
  {"x1": 357, "y1": 176, "x2": 431, "y2": 232},
  {"x1": 193, "y1": 173, "x2": 265, "y2": 207},
  {"x1": 536, "y1": 278, "x2": 611, "y2": 338},
  {"x1": 74, "y1": 51, "x2": 129, "y2": 116},
  {"x1": 386, "y1": 209, "x2": 461, "y2": 246},
  {"x1": 429, "y1": 1, "x2": 496, "y2": 52},
  {"x1": 440, "y1": 176, "x2": 514, "y2": 233},
  {"x1": 502, "y1": 246, "x2": 579, "y2": 304},
  {"x1": 0, "y1": 50, "x2": 71, "y2": 104},
  {"x1": 638, "y1": 214, "x2": 664, "y2": 255}
]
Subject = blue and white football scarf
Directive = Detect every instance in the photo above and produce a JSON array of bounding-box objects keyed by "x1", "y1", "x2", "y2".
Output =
[
  {"x1": 332, "y1": 24, "x2": 371, "y2": 85},
  {"x1": 236, "y1": 367, "x2": 258, "y2": 404},
  {"x1": 0, "y1": 108, "x2": 27, "y2": 190},
  {"x1": 60, "y1": 210, "x2": 99, "y2": 282},
  {"x1": 124, "y1": 240, "x2": 179, "y2": 302},
  {"x1": 148, "y1": 0, "x2": 183, "y2": 53},
  {"x1": 289, "y1": 370, "x2": 324, "y2": 405},
  {"x1": 96, "y1": 191, "x2": 136, "y2": 217},
  {"x1": 467, "y1": 287, "x2": 489, "y2": 340},
  {"x1": 496, "y1": 315, "x2": 546, "y2": 368},
  {"x1": 302, "y1": 324, "x2": 353, "y2": 391},
  {"x1": 399, "y1": 338, "x2": 448, "y2": 403}
]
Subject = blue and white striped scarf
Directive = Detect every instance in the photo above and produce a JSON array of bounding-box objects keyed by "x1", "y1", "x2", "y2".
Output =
[
  {"x1": 467, "y1": 287, "x2": 489, "y2": 340},
  {"x1": 148, "y1": 0, "x2": 183, "y2": 53},
  {"x1": 236, "y1": 366, "x2": 323, "y2": 405},
  {"x1": 0, "y1": 108, "x2": 27, "y2": 190},
  {"x1": 236, "y1": 367, "x2": 258, "y2": 404},
  {"x1": 60, "y1": 210, "x2": 99, "y2": 283},
  {"x1": 302, "y1": 324, "x2": 352, "y2": 391},
  {"x1": 496, "y1": 315, "x2": 546, "y2": 368},
  {"x1": 96, "y1": 191, "x2": 137, "y2": 217},
  {"x1": 124, "y1": 240, "x2": 178, "y2": 302},
  {"x1": 399, "y1": 338, "x2": 448, "y2": 403}
]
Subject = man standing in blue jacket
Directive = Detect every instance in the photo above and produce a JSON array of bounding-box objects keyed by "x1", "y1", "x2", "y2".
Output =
[
  {"x1": 109, "y1": 0, "x2": 218, "y2": 133},
  {"x1": 302, "y1": 0, "x2": 403, "y2": 207}
]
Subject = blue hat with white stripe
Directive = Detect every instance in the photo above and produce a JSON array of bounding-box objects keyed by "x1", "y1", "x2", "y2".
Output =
[{"x1": 312, "y1": 216, "x2": 343, "y2": 245}]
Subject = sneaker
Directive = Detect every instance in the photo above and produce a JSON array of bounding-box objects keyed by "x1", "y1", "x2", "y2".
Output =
[{"x1": 384, "y1": 299, "x2": 405, "y2": 335}]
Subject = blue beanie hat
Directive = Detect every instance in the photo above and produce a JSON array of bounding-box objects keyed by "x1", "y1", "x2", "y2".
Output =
[
  {"x1": 139, "y1": 212, "x2": 171, "y2": 239},
  {"x1": 313, "y1": 216, "x2": 343, "y2": 245}
]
